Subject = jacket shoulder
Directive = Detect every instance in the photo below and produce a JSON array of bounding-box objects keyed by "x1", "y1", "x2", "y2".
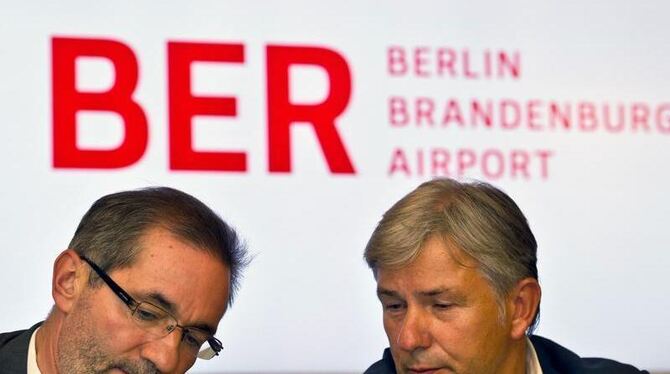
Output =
[
  {"x1": 363, "y1": 348, "x2": 396, "y2": 374},
  {"x1": 0, "y1": 328, "x2": 28, "y2": 348},
  {"x1": 530, "y1": 335, "x2": 648, "y2": 374},
  {"x1": 0, "y1": 323, "x2": 42, "y2": 373}
]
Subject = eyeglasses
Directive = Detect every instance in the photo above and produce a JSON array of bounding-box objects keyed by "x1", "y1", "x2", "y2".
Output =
[{"x1": 79, "y1": 255, "x2": 223, "y2": 360}]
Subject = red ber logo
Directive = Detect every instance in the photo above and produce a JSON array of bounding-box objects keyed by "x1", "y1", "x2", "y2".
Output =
[{"x1": 51, "y1": 36, "x2": 356, "y2": 174}]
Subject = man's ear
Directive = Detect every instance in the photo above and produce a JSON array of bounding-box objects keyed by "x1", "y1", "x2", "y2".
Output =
[
  {"x1": 52, "y1": 249, "x2": 88, "y2": 314},
  {"x1": 508, "y1": 277, "x2": 541, "y2": 340}
]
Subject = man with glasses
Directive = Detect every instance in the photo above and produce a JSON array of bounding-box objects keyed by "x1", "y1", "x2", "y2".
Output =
[{"x1": 0, "y1": 187, "x2": 248, "y2": 373}]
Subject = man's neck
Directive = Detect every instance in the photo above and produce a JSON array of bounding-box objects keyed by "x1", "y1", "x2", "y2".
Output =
[
  {"x1": 497, "y1": 337, "x2": 528, "y2": 374},
  {"x1": 35, "y1": 315, "x2": 62, "y2": 374}
]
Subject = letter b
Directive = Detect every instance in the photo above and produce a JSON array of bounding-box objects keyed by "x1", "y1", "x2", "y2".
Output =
[{"x1": 52, "y1": 37, "x2": 148, "y2": 168}]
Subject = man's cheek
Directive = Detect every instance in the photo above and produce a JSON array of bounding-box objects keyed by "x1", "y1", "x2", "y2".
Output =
[
  {"x1": 176, "y1": 355, "x2": 198, "y2": 373},
  {"x1": 382, "y1": 318, "x2": 398, "y2": 344},
  {"x1": 97, "y1": 312, "x2": 145, "y2": 353}
]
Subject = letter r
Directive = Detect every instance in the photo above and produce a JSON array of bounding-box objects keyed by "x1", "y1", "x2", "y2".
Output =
[{"x1": 266, "y1": 45, "x2": 356, "y2": 174}]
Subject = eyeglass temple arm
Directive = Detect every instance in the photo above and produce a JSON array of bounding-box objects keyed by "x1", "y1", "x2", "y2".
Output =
[
  {"x1": 81, "y1": 254, "x2": 223, "y2": 358},
  {"x1": 208, "y1": 337, "x2": 223, "y2": 355},
  {"x1": 79, "y1": 255, "x2": 137, "y2": 307}
]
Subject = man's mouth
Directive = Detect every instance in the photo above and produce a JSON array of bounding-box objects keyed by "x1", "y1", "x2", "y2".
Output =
[
  {"x1": 407, "y1": 367, "x2": 442, "y2": 374},
  {"x1": 108, "y1": 368, "x2": 130, "y2": 374},
  {"x1": 106, "y1": 360, "x2": 158, "y2": 374}
]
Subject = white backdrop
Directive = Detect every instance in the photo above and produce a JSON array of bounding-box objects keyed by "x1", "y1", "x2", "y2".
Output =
[{"x1": 1, "y1": 1, "x2": 669, "y2": 372}]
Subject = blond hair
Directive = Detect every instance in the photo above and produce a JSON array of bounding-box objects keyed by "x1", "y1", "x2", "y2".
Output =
[{"x1": 365, "y1": 178, "x2": 539, "y2": 331}]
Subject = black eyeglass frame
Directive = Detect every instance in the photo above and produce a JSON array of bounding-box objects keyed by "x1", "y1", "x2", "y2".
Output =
[{"x1": 78, "y1": 254, "x2": 223, "y2": 359}]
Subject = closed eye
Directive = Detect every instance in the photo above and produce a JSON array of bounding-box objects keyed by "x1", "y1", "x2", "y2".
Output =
[
  {"x1": 136, "y1": 309, "x2": 160, "y2": 321},
  {"x1": 433, "y1": 303, "x2": 453, "y2": 310},
  {"x1": 182, "y1": 331, "x2": 204, "y2": 348},
  {"x1": 383, "y1": 302, "x2": 406, "y2": 312}
]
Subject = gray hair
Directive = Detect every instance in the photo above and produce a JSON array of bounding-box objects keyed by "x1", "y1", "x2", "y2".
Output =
[
  {"x1": 69, "y1": 187, "x2": 249, "y2": 307},
  {"x1": 364, "y1": 178, "x2": 539, "y2": 332}
]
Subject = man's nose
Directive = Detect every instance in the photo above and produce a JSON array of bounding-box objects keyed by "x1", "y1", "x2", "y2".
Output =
[
  {"x1": 396, "y1": 308, "x2": 431, "y2": 352},
  {"x1": 140, "y1": 329, "x2": 183, "y2": 373}
]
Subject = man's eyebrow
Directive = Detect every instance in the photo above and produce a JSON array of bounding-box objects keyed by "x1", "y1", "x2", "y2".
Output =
[
  {"x1": 377, "y1": 287, "x2": 401, "y2": 298},
  {"x1": 418, "y1": 287, "x2": 452, "y2": 297},
  {"x1": 188, "y1": 322, "x2": 216, "y2": 335},
  {"x1": 140, "y1": 291, "x2": 217, "y2": 335},
  {"x1": 143, "y1": 291, "x2": 177, "y2": 315},
  {"x1": 418, "y1": 288, "x2": 467, "y2": 303},
  {"x1": 377, "y1": 287, "x2": 455, "y2": 297}
]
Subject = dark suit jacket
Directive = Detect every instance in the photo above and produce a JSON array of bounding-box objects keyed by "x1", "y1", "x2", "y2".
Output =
[
  {"x1": 364, "y1": 335, "x2": 648, "y2": 374},
  {"x1": 0, "y1": 323, "x2": 42, "y2": 374},
  {"x1": 529, "y1": 335, "x2": 648, "y2": 374}
]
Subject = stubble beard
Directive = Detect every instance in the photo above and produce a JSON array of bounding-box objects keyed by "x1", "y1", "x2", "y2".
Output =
[{"x1": 56, "y1": 293, "x2": 159, "y2": 374}]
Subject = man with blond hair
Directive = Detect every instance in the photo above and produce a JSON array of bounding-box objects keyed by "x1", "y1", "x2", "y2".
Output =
[{"x1": 364, "y1": 178, "x2": 646, "y2": 374}]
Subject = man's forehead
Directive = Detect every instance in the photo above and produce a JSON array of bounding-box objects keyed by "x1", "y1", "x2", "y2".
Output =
[
  {"x1": 112, "y1": 228, "x2": 231, "y2": 325},
  {"x1": 134, "y1": 227, "x2": 227, "y2": 271},
  {"x1": 378, "y1": 237, "x2": 477, "y2": 273},
  {"x1": 374, "y1": 238, "x2": 484, "y2": 294}
]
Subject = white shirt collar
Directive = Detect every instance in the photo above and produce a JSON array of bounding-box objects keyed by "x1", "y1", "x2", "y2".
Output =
[
  {"x1": 526, "y1": 336, "x2": 543, "y2": 374},
  {"x1": 27, "y1": 326, "x2": 42, "y2": 374}
]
